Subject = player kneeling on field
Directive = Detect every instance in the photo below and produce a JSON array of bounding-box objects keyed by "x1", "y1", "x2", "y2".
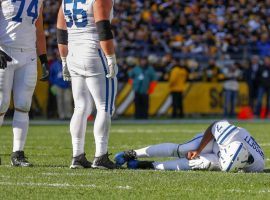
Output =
[{"x1": 115, "y1": 120, "x2": 265, "y2": 172}]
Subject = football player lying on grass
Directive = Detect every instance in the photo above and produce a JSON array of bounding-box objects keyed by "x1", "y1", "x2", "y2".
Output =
[{"x1": 115, "y1": 120, "x2": 265, "y2": 172}]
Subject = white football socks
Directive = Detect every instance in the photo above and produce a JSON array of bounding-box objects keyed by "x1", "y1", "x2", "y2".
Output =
[
  {"x1": 135, "y1": 143, "x2": 179, "y2": 158},
  {"x1": 12, "y1": 111, "x2": 29, "y2": 152},
  {"x1": 70, "y1": 108, "x2": 87, "y2": 157},
  {"x1": 0, "y1": 114, "x2": 4, "y2": 126},
  {"x1": 94, "y1": 112, "x2": 110, "y2": 157}
]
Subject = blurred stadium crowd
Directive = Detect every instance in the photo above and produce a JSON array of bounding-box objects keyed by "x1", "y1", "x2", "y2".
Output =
[
  {"x1": 44, "y1": 0, "x2": 270, "y2": 79},
  {"x1": 42, "y1": 0, "x2": 270, "y2": 119}
]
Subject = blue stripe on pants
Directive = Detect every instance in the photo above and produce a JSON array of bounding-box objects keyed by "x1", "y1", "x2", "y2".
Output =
[
  {"x1": 98, "y1": 49, "x2": 109, "y2": 113},
  {"x1": 110, "y1": 78, "x2": 115, "y2": 115}
]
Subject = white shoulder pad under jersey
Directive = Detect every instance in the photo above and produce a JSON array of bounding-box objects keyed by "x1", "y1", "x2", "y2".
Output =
[
  {"x1": 0, "y1": 0, "x2": 44, "y2": 50},
  {"x1": 211, "y1": 120, "x2": 239, "y2": 146},
  {"x1": 62, "y1": 0, "x2": 114, "y2": 48}
]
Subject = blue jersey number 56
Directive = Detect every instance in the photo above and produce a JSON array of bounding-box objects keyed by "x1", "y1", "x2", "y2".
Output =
[{"x1": 64, "y1": 0, "x2": 88, "y2": 28}]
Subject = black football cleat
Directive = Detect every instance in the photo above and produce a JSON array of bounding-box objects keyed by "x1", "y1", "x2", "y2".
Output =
[
  {"x1": 127, "y1": 160, "x2": 154, "y2": 169},
  {"x1": 92, "y1": 153, "x2": 117, "y2": 169},
  {"x1": 11, "y1": 151, "x2": 33, "y2": 167},
  {"x1": 70, "y1": 153, "x2": 92, "y2": 169}
]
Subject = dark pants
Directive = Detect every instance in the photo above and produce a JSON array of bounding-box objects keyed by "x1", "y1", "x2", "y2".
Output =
[
  {"x1": 224, "y1": 89, "x2": 238, "y2": 117},
  {"x1": 134, "y1": 92, "x2": 149, "y2": 119},
  {"x1": 248, "y1": 82, "x2": 258, "y2": 111},
  {"x1": 171, "y1": 92, "x2": 184, "y2": 118}
]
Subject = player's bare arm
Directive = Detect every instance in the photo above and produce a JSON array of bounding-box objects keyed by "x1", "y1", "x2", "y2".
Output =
[
  {"x1": 57, "y1": 5, "x2": 70, "y2": 81},
  {"x1": 35, "y1": 5, "x2": 49, "y2": 81},
  {"x1": 93, "y1": 0, "x2": 117, "y2": 79},
  {"x1": 187, "y1": 122, "x2": 215, "y2": 160}
]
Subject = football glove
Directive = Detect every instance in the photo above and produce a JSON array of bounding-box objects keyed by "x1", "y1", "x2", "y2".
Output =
[
  {"x1": 40, "y1": 62, "x2": 49, "y2": 81},
  {"x1": 61, "y1": 57, "x2": 71, "y2": 81},
  {"x1": 106, "y1": 54, "x2": 118, "y2": 79},
  {"x1": 0, "y1": 49, "x2": 12, "y2": 69},
  {"x1": 39, "y1": 54, "x2": 49, "y2": 81},
  {"x1": 189, "y1": 156, "x2": 211, "y2": 170}
]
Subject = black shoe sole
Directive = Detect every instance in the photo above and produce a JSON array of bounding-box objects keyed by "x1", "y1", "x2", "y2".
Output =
[
  {"x1": 70, "y1": 164, "x2": 92, "y2": 169},
  {"x1": 91, "y1": 164, "x2": 116, "y2": 170}
]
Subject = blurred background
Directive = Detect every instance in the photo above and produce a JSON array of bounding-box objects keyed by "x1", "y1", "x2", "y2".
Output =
[{"x1": 9, "y1": 0, "x2": 270, "y2": 120}]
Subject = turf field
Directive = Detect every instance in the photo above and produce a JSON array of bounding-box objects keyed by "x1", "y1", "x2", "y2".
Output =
[{"x1": 0, "y1": 122, "x2": 270, "y2": 200}]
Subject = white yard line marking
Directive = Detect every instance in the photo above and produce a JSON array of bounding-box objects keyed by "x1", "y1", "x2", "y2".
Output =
[
  {"x1": 0, "y1": 182, "x2": 96, "y2": 188},
  {"x1": 42, "y1": 171, "x2": 114, "y2": 176},
  {"x1": 0, "y1": 181, "x2": 132, "y2": 190},
  {"x1": 116, "y1": 185, "x2": 132, "y2": 190}
]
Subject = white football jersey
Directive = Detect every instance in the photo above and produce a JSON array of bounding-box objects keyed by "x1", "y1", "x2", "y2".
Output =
[
  {"x1": 212, "y1": 120, "x2": 265, "y2": 172},
  {"x1": 62, "y1": 0, "x2": 114, "y2": 50},
  {"x1": 0, "y1": 0, "x2": 43, "y2": 50}
]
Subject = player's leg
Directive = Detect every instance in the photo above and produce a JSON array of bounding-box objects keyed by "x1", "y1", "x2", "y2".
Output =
[
  {"x1": 69, "y1": 76, "x2": 93, "y2": 169},
  {"x1": 136, "y1": 134, "x2": 214, "y2": 158},
  {"x1": 0, "y1": 64, "x2": 14, "y2": 126},
  {"x1": 135, "y1": 143, "x2": 180, "y2": 158},
  {"x1": 177, "y1": 133, "x2": 215, "y2": 157},
  {"x1": 114, "y1": 133, "x2": 214, "y2": 166},
  {"x1": 86, "y1": 73, "x2": 117, "y2": 169},
  {"x1": 12, "y1": 58, "x2": 37, "y2": 167},
  {"x1": 128, "y1": 154, "x2": 220, "y2": 171},
  {"x1": 153, "y1": 159, "x2": 191, "y2": 170},
  {"x1": 127, "y1": 158, "x2": 191, "y2": 170}
]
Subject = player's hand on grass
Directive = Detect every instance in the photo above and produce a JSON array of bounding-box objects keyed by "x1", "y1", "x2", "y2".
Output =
[
  {"x1": 106, "y1": 54, "x2": 118, "y2": 79},
  {"x1": 61, "y1": 57, "x2": 71, "y2": 81},
  {"x1": 187, "y1": 150, "x2": 200, "y2": 160},
  {"x1": 0, "y1": 49, "x2": 12, "y2": 69}
]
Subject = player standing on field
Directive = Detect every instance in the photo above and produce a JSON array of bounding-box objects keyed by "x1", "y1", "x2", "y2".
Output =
[
  {"x1": 0, "y1": 0, "x2": 49, "y2": 166},
  {"x1": 57, "y1": 0, "x2": 118, "y2": 169}
]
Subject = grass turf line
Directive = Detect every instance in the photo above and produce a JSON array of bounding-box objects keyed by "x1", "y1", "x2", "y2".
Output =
[{"x1": 0, "y1": 123, "x2": 269, "y2": 200}]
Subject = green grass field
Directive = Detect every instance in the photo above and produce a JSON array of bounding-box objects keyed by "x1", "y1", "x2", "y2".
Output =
[{"x1": 0, "y1": 122, "x2": 270, "y2": 200}]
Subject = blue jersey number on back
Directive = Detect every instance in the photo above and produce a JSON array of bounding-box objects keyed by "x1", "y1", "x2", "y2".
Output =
[
  {"x1": 64, "y1": 0, "x2": 88, "y2": 28},
  {"x1": 12, "y1": 0, "x2": 39, "y2": 24}
]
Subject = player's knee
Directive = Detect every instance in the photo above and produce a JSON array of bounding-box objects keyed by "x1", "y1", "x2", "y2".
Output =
[
  {"x1": 14, "y1": 107, "x2": 30, "y2": 113},
  {"x1": 74, "y1": 104, "x2": 91, "y2": 116},
  {"x1": 0, "y1": 99, "x2": 10, "y2": 114},
  {"x1": 14, "y1": 102, "x2": 31, "y2": 113}
]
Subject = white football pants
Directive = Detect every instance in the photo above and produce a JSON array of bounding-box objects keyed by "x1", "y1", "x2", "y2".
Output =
[
  {"x1": 0, "y1": 46, "x2": 37, "y2": 152},
  {"x1": 135, "y1": 133, "x2": 220, "y2": 171},
  {"x1": 68, "y1": 48, "x2": 117, "y2": 157}
]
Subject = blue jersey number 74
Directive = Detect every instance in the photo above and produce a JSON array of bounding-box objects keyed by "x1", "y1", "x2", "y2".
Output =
[{"x1": 12, "y1": 0, "x2": 39, "y2": 24}]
